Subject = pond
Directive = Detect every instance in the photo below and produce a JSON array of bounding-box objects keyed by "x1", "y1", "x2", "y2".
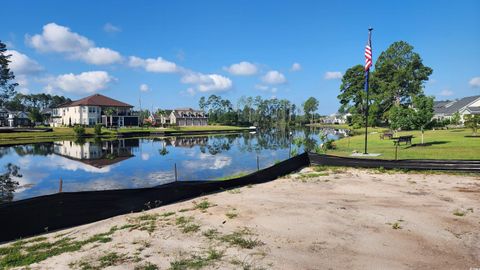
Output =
[{"x1": 0, "y1": 127, "x2": 348, "y2": 203}]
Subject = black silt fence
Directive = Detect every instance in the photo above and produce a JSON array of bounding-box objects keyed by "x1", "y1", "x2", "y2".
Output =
[
  {"x1": 0, "y1": 152, "x2": 310, "y2": 243},
  {"x1": 309, "y1": 153, "x2": 480, "y2": 172}
]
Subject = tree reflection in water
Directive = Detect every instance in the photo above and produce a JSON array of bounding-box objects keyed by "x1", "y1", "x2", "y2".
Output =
[{"x1": 0, "y1": 163, "x2": 22, "y2": 203}]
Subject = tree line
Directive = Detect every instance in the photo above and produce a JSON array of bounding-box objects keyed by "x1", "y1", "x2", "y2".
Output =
[{"x1": 198, "y1": 95, "x2": 319, "y2": 126}]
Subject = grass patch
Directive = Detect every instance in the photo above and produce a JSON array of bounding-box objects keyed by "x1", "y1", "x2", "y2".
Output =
[
  {"x1": 99, "y1": 252, "x2": 128, "y2": 268},
  {"x1": 328, "y1": 128, "x2": 480, "y2": 160},
  {"x1": 135, "y1": 262, "x2": 159, "y2": 270},
  {"x1": 0, "y1": 226, "x2": 126, "y2": 268},
  {"x1": 220, "y1": 228, "x2": 263, "y2": 249},
  {"x1": 392, "y1": 222, "x2": 402, "y2": 230},
  {"x1": 193, "y1": 199, "x2": 215, "y2": 211},
  {"x1": 176, "y1": 216, "x2": 201, "y2": 233},
  {"x1": 202, "y1": 229, "x2": 220, "y2": 240},
  {"x1": 453, "y1": 209, "x2": 467, "y2": 216},
  {"x1": 169, "y1": 248, "x2": 224, "y2": 270},
  {"x1": 226, "y1": 211, "x2": 238, "y2": 219}
]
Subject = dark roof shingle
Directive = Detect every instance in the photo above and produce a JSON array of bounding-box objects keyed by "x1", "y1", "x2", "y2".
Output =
[{"x1": 57, "y1": 94, "x2": 133, "y2": 108}]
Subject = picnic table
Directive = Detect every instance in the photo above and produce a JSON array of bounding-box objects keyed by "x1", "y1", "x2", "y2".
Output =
[{"x1": 392, "y1": 135, "x2": 413, "y2": 146}]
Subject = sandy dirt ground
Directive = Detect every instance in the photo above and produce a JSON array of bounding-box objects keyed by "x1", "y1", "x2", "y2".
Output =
[{"x1": 1, "y1": 167, "x2": 479, "y2": 270}]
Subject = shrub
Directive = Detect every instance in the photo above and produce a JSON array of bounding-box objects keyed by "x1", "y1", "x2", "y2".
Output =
[
  {"x1": 73, "y1": 125, "x2": 85, "y2": 137},
  {"x1": 94, "y1": 124, "x2": 102, "y2": 136}
]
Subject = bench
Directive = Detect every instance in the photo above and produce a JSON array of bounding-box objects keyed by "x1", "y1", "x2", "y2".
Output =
[
  {"x1": 393, "y1": 135, "x2": 413, "y2": 146},
  {"x1": 380, "y1": 132, "x2": 394, "y2": 140}
]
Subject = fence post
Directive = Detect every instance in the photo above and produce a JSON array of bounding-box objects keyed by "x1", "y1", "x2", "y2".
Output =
[
  {"x1": 59, "y1": 177, "x2": 63, "y2": 193},
  {"x1": 256, "y1": 155, "x2": 260, "y2": 171},
  {"x1": 174, "y1": 163, "x2": 178, "y2": 182}
]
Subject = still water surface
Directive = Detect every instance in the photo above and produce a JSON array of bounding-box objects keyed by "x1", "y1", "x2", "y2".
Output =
[{"x1": 0, "y1": 128, "x2": 347, "y2": 203}]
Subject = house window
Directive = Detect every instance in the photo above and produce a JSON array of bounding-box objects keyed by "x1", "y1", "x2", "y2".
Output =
[
  {"x1": 82, "y1": 107, "x2": 87, "y2": 113},
  {"x1": 89, "y1": 118, "x2": 96, "y2": 125}
]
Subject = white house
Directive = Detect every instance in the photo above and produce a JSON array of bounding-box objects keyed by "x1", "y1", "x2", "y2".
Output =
[
  {"x1": 52, "y1": 94, "x2": 139, "y2": 127},
  {"x1": 433, "y1": 95, "x2": 480, "y2": 124},
  {"x1": 321, "y1": 113, "x2": 351, "y2": 124},
  {"x1": 169, "y1": 108, "x2": 208, "y2": 126}
]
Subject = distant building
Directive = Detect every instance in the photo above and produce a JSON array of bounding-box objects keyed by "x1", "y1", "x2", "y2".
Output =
[
  {"x1": 321, "y1": 113, "x2": 350, "y2": 124},
  {"x1": 7, "y1": 111, "x2": 31, "y2": 127},
  {"x1": 433, "y1": 95, "x2": 480, "y2": 124},
  {"x1": 52, "y1": 94, "x2": 139, "y2": 127},
  {"x1": 170, "y1": 108, "x2": 208, "y2": 126},
  {"x1": 0, "y1": 108, "x2": 9, "y2": 126},
  {"x1": 148, "y1": 108, "x2": 208, "y2": 127}
]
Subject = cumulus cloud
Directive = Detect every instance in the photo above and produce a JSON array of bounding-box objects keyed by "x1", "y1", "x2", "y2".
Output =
[
  {"x1": 7, "y1": 50, "x2": 43, "y2": 75},
  {"x1": 45, "y1": 71, "x2": 114, "y2": 94},
  {"x1": 262, "y1": 70, "x2": 286, "y2": 84},
  {"x1": 181, "y1": 71, "x2": 232, "y2": 92},
  {"x1": 469, "y1": 77, "x2": 480, "y2": 88},
  {"x1": 26, "y1": 22, "x2": 122, "y2": 65},
  {"x1": 103, "y1": 23, "x2": 121, "y2": 33},
  {"x1": 139, "y1": 83, "x2": 149, "y2": 92},
  {"x1": 324, "y1": 71, "x2": 343, "y2": 80},
  {"x1": 81, "y1": 47, "x2": 122, "y2": 65},
  {"x1": 255, "y1": 84, "x2": 277, "y2": 93},
  {"x1": 439, "y1": 89, "x2": 453, "y2": 96},
  {"x1": 224, "y1": 61, "x2": 258, "y2": 75},
  {"x1": 128, "y1": 56, "x2": 178, "y2": 73},
  {"x1": 290, "y1": 62, "x2": 301, "y2": 72}
]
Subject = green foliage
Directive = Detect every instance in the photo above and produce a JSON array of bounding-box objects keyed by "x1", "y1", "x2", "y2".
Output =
[
  {"x1": 0, "y1": 41, "x2": 18, "y2": 107},
  {"x1": 93, "y1": 124, "x2": 102, "y2": 136},
  {"x1": 0, "y1": 163, "x2": 22, "y2": 203},
  {"x1": 451, "y1": 111, "x2": 461, "y2": 125},
  {"x1": 27, "y1": 108, "x2": 43, "y2": 123},
  {"x1": 464, "y1": 114, "x2": 479, "y2": 135},
  {"x1": 73, "y1": 125, "x2": 86, "y2": 137},
  {"x1": 338, "y1": 41, "x2": 433, "y2": 126},
  {"x1": 303, "y1": 97, "x2": 319, "y2": 123}
]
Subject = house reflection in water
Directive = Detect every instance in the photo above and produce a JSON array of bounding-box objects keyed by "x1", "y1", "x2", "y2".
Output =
[
  {"x1": 53, "y1": 139, "x2": 139, "y2": 168},
  {"x1": 166, "y1": 136, "x2": 208, "y2": 148}
]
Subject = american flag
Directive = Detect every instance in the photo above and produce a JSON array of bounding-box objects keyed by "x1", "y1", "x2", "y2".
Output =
[{"x1": 364, "y1": 39, "x2": 372, "y2": 71}]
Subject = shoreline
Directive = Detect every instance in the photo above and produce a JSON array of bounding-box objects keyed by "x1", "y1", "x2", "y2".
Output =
[{"x1": 0, "y1": 126, "x2": 250, "y2": 146}]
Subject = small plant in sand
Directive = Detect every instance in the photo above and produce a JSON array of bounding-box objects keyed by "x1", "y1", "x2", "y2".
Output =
[
  {"x1": 228, "y1": 188, "x2": 242, "y2": 194},
  {"x1": 193, "y1": 199, "x2": 216, "y2": 212},
  {"x1": 176, "y1": 216, "x2": 200, "y2": 233},
  {"x1": 169, "y1": 248, "x2": 224, "y2": 270},
  {"x1": 226, "y1": 211, "x2": 238, "y2": 219},
  {"x1": 453, "y1": 209, "x2": 466, "y2": 217},
  {"x1": 220, "y1": 228, "x2": 263, "y2": 249},
  {"x1": 392, "y1": 222, "x2": 402, "y2": 230}
]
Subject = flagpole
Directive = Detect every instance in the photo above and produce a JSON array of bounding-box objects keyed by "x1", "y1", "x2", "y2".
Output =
[{"x1": 364, "y1": 27, "x2": 373, "y2": 154}]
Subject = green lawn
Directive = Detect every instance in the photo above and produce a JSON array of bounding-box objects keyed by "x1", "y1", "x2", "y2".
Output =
[{"x1": 328, "y1": 128, "x2": 480, "y2": 160}]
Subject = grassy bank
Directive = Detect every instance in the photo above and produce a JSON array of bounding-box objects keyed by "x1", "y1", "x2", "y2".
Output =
[
  {"x1": 328, "y1": 128, "x2": 480, "y2": 160},
  {"x1": 0, "y1": 126, "x2": 248, "y2": 146}
]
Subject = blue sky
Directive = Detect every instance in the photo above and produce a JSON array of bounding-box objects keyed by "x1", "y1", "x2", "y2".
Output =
[{"x1": 2, "y1": 0, "x2": 479, "y2": 114}]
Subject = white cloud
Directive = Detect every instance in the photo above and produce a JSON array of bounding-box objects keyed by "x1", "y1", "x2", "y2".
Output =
[
  {"x1": 255, "y1": 84, "x2": 277, "y2": 93},
  {"x1": 290, "y1": 62, "x2": 301, "y2": 72},
  {"x1": 469, "y1": 77, "x2": 480, "y2": 88},
  {"x1": 262, "y1": 70, "x2": 286, "y2": 84},
  {"x1": 181, "y1": 71, "x2": 232, "y2": 92},
  {"x1": 26, "y1": 22, "x2": 122, "y2": 65},
  {"x1": 224, "y1": 61, "x2": 258, "y2": 75},
  {"x1": 103, "y1": 23, "x2": 121, "y2": 33},
  {"x1": 7, "y1": 50, "x2": 43, "y2": 75},
  {"x1": 128, "y1": 56, "x2": 178, "y2": 73},
  {"x1": 439, "y1": 89, "x2": 453, "y2": 96},
  {"x1": 324, "y1": 71, "x2": 343, "y2": 80},
  {"x1": 26, "y1": 23, "x2": 92, "y2": 53},
  {"x1": 45, "y1": 71, "x2": 114, "y2": 94},
  {"x1": 139, "y1": 83, "x2": 149, "y2": 92},
  {"x1": 80, "y1": 47, "x2": 122, "y2": 65}
]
